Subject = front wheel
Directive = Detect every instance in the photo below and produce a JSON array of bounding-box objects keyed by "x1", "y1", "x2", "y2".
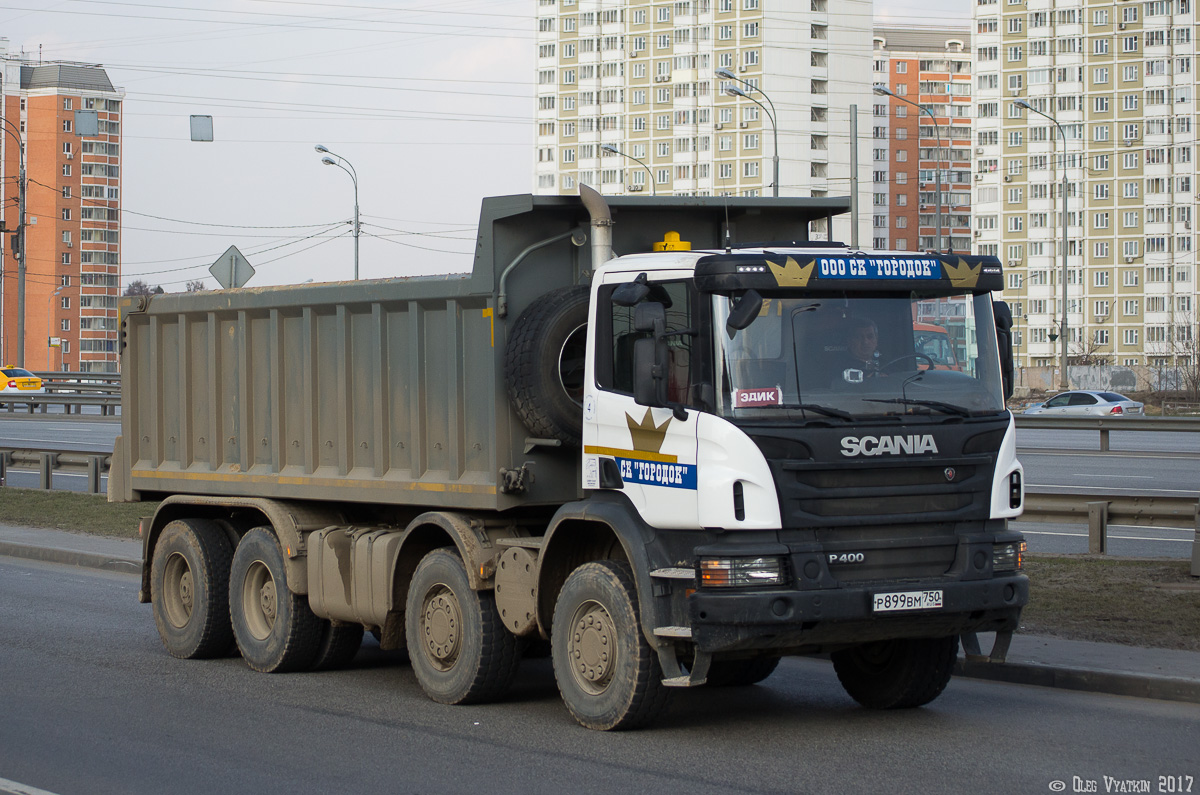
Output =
[
  {"x1": 405, "y1": 548, "x2": 521, "y2": 705},
  {"x1": 551, "y1": 561, "x2": 672, "y2": 731},
  {"x1": 831, "y1": 636, "x2": 959, "y2": 709}
]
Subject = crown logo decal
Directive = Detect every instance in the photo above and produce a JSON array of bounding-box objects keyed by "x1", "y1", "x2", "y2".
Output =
[
  {"x1": 626, "y1": 409, "x2": 671, "y2": 454},
  {"x1": 943, "y1": 257, "x2": 981, "y2": 288},
  {"x1": 766, "y1": 256, "x2": 815, "y2": 288}
]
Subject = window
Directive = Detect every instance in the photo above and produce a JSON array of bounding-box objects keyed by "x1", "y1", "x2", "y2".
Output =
[
  {"x1": 1094, "y1": 270, "x2": 1110, "y2": 287},
  {"x1": 744, "y1": 161, "x2": 759, "y2": 178}
]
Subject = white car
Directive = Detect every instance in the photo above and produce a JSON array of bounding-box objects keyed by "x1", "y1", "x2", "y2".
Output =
[{"x1": 1023, "y1": 390, "x2": 1144, "y2": 416}]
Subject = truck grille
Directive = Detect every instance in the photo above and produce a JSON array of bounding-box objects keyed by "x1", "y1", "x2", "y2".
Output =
[{"x1": 770, "y1": 455, "x2": 995, "y2": 529}]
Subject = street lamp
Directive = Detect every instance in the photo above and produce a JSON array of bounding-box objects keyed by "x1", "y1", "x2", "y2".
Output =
[
  {"x1": 873, "y1": 84, "x2": 945, "y2": 252},
  {"x1": 2, "y1": 116, "x2": 27, "y2": 366},
  {"x1": 1014, "y1": 98, "x2": 1069, "y2": 391},
  {"x1": 600, "y1": 144, "x2": 656, "y2": 195},
  {"x1": 314, "y1": 144, "x2": 360, "y2": 280},
  {"x1": 716, "y1": 68, "x2": 779, "y2": 197},
  {"x1": 46, "y1": 285, "x2": 66, "y2": 370}
]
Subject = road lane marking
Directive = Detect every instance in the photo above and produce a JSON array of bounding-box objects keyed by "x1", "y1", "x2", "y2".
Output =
[
  {"x1": 1020, "y1": 529, "x2": 1192, "y2": 543},
  {"x1": 1072, "y1": 474, "x2": 1154, "y2": 478},
  {"x1": 0, "y1": 777, "x2": 63, "y2": 795},
  {"x1": 1028, "y1": 484, "x2": 1196, "y2": 493}
]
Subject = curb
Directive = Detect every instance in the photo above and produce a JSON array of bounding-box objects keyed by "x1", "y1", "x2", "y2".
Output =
[
  {"x1": 955, "y1": 658, "x2": 1200, "y2": 705},
  {"x1": 0, "y1": 540, "x2": 140, "y2": 575}
]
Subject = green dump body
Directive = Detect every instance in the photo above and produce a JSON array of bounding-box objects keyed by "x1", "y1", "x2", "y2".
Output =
[{"x1": 113, "y1": 193, "x2": 845, "y2": 511}]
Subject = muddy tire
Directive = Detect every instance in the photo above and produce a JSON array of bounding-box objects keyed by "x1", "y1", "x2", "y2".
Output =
[
  {"x1": 229, "y1": 527, "x2": 323, "y2": 673},
  {"x1": 832, "y1": 636, "x2": 959, "y2": 709},
  {"x1": 311, "y1": 622, "x2": 365, "y2": 671},
  {"x1": 150, "y1": 518, "x2": 234, "y2": 659},
  {"x1": 705, "y1": 656, "x2": 781, "y2": 687},
  {"x1": 406, "y1": 548, "x2": 522, "y2": 705},
  {"x1": 504, "y1": 285, "x2": 590, "y2": 446},
  {"x1": 551, "y1": 561, "x2": 672, "y2": 730}
]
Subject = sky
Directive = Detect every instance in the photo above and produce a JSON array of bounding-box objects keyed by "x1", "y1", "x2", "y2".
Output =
[{"x1": 0, "y1": 0, "x2": 971, "y2": 289}]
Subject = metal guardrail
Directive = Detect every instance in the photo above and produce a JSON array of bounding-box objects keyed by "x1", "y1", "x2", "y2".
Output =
[
  {"x1": 1, "y1": 372, "x2": 121, "y2": 415},
  {"x1": 0, "y1": 448, "x2": 111, "y2": 494},
  {"x1": 0, "y1": 394, "x2": 119, "y2": 416},
  {"x1": 1014, "y1": 414, "x2": 1200, "y2": 451},
  {"x1": 1019, "y1": 492, "x2": 1200, "y2": 576}
]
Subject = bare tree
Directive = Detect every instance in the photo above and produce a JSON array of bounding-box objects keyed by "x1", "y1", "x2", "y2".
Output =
[
  {"x1": 185, "y1": 280, "x2": 207, "y2": 292},
  {"x1": 1068, "y1": 330, "x2": 1109, "y2": 366},
  {"x1": 124, "y1": 280, "x2": 165, "y2": 296}
]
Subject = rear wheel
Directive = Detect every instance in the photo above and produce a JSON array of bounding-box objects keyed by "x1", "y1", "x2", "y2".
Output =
[
  {"x1": 229, "y1": 527, "x2": 323, "y2": 673},
  {"x1": 831, "y1": 636, "x2": 958, "y2": 709},
  {"x1": 311, "y1": 622, "x2": 365, "y2": 671},
  {"x1": 150, "y1": 518, "x2": 234, "y2": 659},
  {"x1": 406, "y1": 548, "x2": 521, "y2": 705},
  {"x1": 551, "y1": 561, "x2": 671, "y2": 731}
]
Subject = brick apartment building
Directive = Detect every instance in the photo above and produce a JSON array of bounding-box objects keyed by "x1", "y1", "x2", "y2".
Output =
[{"x1": 1, "y1": 41, "x2": 123, "y2": 373}]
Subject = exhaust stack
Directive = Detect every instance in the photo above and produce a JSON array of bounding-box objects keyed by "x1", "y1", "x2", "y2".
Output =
[{"x1": 579, "y1": 184, "x2": 614, "y2": 268}]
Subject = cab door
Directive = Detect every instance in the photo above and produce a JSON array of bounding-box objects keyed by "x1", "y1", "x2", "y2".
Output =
[{"x1": 581, "y1": 273, "x2": 704, "y2": 530}]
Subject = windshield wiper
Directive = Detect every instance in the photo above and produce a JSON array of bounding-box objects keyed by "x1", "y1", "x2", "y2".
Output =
[
  {"x1": 787, "y1": 403, "x2": 855, "y2": 420},
  {"x1": 863, "y1": 397, "x2": 973, "y2": 417}
]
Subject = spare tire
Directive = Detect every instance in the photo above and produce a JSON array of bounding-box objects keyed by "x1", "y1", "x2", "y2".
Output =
[{"x1": 505, "y1": 285, "x2": 591, "y2": 446}]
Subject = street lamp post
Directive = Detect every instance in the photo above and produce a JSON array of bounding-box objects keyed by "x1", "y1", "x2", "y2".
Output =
[
  {"x1": 716, "y1": 68, "x2": 779, "y2": 197},
  {"x1": 600, "y1": 144, "x2": 656, "y2": 195},
  {"x1": 873, "y1": 84, "x2": 944, "y2": 252},
  {"x1": 46, "y1": 285, "x2": 66, "y2": 370},
  {"x1": 2, "y1": 117, "x2": 27, "y2": 366},
  {"x1": 314, "y1": 144, "x2": 360, "y2": 280},
  {"x1": 1014, "y1": 99, "x2": 1069, "y2": 391}
]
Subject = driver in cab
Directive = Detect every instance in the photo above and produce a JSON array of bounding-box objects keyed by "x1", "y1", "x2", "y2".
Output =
[{"x1": 834, "y1": 316, "x2": 880, "y2": 382}]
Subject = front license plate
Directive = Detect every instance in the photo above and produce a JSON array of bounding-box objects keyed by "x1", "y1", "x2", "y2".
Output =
[{"x1": 872, "y1": 590, "x2": 944, "y2": 613}]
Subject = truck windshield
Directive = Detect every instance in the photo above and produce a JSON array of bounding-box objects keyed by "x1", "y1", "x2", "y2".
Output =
[{"x1": 712, "y1": 292, "x2": 1006, "y2": 420}]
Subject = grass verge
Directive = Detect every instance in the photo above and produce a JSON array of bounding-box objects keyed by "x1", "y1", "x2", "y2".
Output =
[
  {"x1": 0, "y1": 488, "x2": 154, "y2": 539},
  {"x1": 1, "y1": 490, "x2": 1197, "y2": 651},
  {"x1": 1021, "y1": 554, "x2": 1200, "y2": 652}
]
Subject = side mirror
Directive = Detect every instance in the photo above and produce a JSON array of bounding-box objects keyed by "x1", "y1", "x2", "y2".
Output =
[
  {"x1": 612, "y1": 273, "x2": 651, "y2": 307},
  {"x1": 633, "y1": 301, "x2": 665, "y2": 334},
  {"x1": 725, "y1": 289, "x2": 763, "y2": 337},
  {"x1": 993, "y1": 300, "x2": 1015, "y2": 401},
  {"x1": 633, "y1": 336, "x2": 669, "y2": 408}
]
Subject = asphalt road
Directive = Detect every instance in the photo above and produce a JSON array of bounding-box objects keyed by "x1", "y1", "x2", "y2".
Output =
[{"x1": 1, "y1": 557, "x2": 1198, "y2": 795}]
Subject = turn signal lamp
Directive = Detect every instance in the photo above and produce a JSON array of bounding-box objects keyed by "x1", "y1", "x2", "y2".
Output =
[
  {"x1": 993, "y1": 541, "x2": 1026, "y2": 572},
  {"x1": 699, "y1": 556, "x2": 787, "y2": 587}
]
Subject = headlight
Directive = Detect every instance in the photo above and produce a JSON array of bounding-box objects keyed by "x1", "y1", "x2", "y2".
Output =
[
  {"x1": 699, "y1": 556, "x2": 788, "y2": 588},
  {"x1": 993, "y1": 541, "x2": 1026, "y2": 573}
]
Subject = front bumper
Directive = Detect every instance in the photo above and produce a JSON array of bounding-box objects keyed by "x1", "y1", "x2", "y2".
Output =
[{"x1": 688, "y1": 573, "x2": 1028, "y2": 654}]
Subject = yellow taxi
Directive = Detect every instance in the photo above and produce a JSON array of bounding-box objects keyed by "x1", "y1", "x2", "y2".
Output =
[{"x1": 1, "y1": 365, "x2": 45, "y2": 397}]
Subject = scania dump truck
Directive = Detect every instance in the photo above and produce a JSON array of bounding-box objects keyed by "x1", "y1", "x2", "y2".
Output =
[{"x1": 112, "y1": 189, "x2": 1027, "y2": 730}]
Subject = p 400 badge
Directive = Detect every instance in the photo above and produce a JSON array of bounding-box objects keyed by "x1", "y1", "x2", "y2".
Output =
[{"x1": 828, "y1": 552, "x2": 866, "y2": 565}]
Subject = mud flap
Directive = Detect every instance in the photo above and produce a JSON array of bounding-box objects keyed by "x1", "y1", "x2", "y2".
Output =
[{"x1": 960, "y1": 630, "x2": 1013, "y2": 664}]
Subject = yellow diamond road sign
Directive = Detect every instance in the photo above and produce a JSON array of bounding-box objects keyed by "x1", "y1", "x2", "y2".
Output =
[{"x1": 210, "y1": 245, "x2": 255, "y2": 289}]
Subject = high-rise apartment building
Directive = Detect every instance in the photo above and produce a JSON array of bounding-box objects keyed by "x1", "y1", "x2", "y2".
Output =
[
  {"x1": 534, "y1": 0, "x2": 874, "y2": 243},
  {"x1": 974, "y1": 0, "x2": 1199, "y2": 371},
  {"x1": 871, "y1": 28, "x2": 973, "y2": 253},
  {"x1": 1, "y1": 42, "x2": 123, "y2": 373}
]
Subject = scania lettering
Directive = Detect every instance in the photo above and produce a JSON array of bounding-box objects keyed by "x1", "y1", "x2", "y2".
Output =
[
  {"x1": 113, "y1": 188, "x2": 1027, "y2": 731},
  {"x1": 840, "y1": 434, "x2": 941, "y2": 457}
]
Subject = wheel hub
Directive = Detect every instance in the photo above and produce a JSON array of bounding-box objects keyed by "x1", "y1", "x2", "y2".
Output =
[
  {"x1": 422, "y1": 586, "x2": 461, "y2": 670},
  {"x1": 259, "y1": 580, "x2": 277, "y2": 626},
  {"x1": 569, "y1": 602, "x2": 616, "y2": 693},
  {"x1": 162, "y1": 552, "x2": 195, "y2": 629}
]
